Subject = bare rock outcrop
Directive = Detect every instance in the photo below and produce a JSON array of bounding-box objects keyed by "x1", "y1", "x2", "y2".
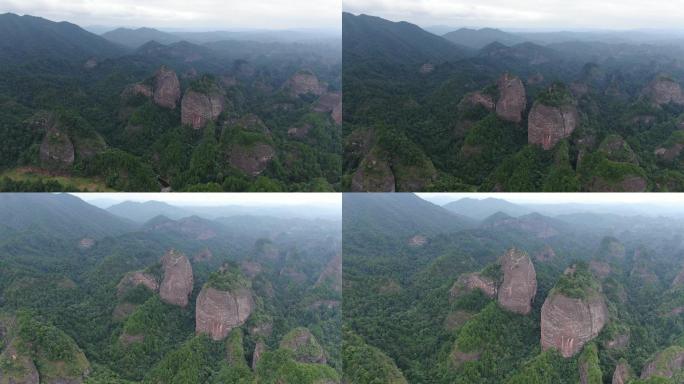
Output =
[
  {"x1": 0, "y1": 342, "x2": 40, "y2": 384},
  {"x1": 672, "y1": 266, "x2": 684, "y2": 287},
  {"x1": 612, "y1": 360, "x2": 632, "y2": 384},
  {"x1": 314, "y1": 92, "x2": 342, "y2": 124},
  {"x1": 497, "y1": 249, "x2": 536, "y2": 314},
  {"x1": 640, "y1": 346, "x2": 684, "y2": 379},
  {"x1": 644, "y1": 77, "x2": 684, "y2": 106},
  {"x1": 450, "y1": 273, "x2": 497, "y2": 298},
  {"x1": 286, "y1": 71, "x2": 326, "y2": 97},
  {"x1": 280, "y1": 327, "x2": 326, "y2": 364},
  {"x1": 528, "y1": 102, "x2": 579, "y2": 150},
  {"x1": 350, "y1": 151, "x2": 395, "y2": 192},
  {"x1": 121, "y1": 83, "x2": 153, "y2": 99},
  {"x1": 195, "y1": 286, "x2": 254, "y2": 341},
  {"x1": 589, "y1": 260, "x2": 611, "y2": 280},
  {"x1": 252, "y1": 340, "x2": 266, "y2": 370},
  {"x1": 40, "y1": 121, "x2": 74, "y2": 171},
  {"x1": 315, "y1": 254, "x2": 342, "y2": 293},
  {"x1": 159, "y1": 249, "x2": 193, "y2": 307},
  {"x1": 78, "y1": 238, "x2": 95, "y2": 249},
  {"x1": 193, "y1": 248, "x2": 213, "y2": 263},
  {"x1": 461, "y1": 91, "x2": 495, "y2": 111},
  {"x1": 535, "y1": 245, "x2": 556, "y2": 262},
  {"x1": 228, "y1": 142, "x2": 275, "y2": 176},
  {"x1": 181, "y1": 90, "x2": 224, "y2": 129},
  {"x1": 541, "y1": 290, "x2": 608, "y2": 357},
  {"x1": 495, "y1": 73, "x2": 527, "y2": 123},
  {"x1": 116, "y1": 271, "x2": 159, "y2": 297},
  {"x1": 153, "y1": 66, "x2": 181, "y2": 109}
]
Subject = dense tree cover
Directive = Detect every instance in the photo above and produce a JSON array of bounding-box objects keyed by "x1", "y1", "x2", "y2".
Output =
[
  {"x1": 0, "y1": 15, "x2": 341, "y2": 191},
  {"x1": 0, "y1": 194, "x2": 342, "y2": 383},
  {"x1": 343, "y1": 12, "x2": 684, "y2": 191},
  {"x1": 343, "y1": 194, "x2": 684, "y2": 382}
]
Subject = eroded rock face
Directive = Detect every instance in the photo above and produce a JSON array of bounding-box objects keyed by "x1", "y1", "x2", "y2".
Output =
[
  {"x1": 0, "y1": 342, "x2": 40, "y2": 384},
  {"x1": 645, "y1": 78, "x2": 684, "y2": 106},
  {"x1": 195, "y1": 286, "x2": 254, "y2": 341},
  {"x1": 528, "y1": 102, "x2": 579, "y2": 150},
  {"x1": 461, "y1": 91, "x2": 495, "y2": 111},
  {"x1": 536, "y1": 245, "x2": 556, "y2": 262},
  {"x1": 314, "y1": 92, "x2": 342, "y2": 124},
  {"x1": 193, "y1": 248, "x2": 213, "y2": 263},
  {"x1": 240, "y1": 261, "x2": 262, "y2": 278},
  {"x1": 159, "y1": 250, "x2": 193, "y2": 307},
  {"x1": 589, "y1": 260, "x2": 611, "y2": 280},
  {"x1": 495, "y1": 74, "x2": 527, "y2": 123},
  {"x1": 315, "y1": 254, "x2": 342, "y2": 293},
  {"x1": 350, "y1": 151, "x2": 395, "y2": 192},
  {"x1": 121, "y1": 83, "x2": 153, "y2": 99},
  {"x1": 287, "y1": 71, "x2": 326, "y2": 97},
  {"x1": 40, "y1": 124, "x2": 74, "y2": 171},
  {"x1": 450, "y1": 273, "x2": 497, "y2": 298},
  {"x1": 408, "y1": 235, "x2": 427, "y2": 247},
  {"x1": 228, "y1": 143, "x2": 275, "y2": 176},
  {"x1": 541, "y1": 293, "x2": 608, "y2": 357},
  {"x1": 116, "y1": 271, "x2": 159, "y2": 297},
  {"x1": 153, "y1": 66, "x2": 181, "y2": 109},
  {"x1": 78, "y1": 238, "x2": 95, "y2": 249},
  {"x1": 498, "y1": 249, "x2": 537, "y2": 314},
  {"x1": 672, "y1": 266, "x2": 684, "y2": 287},
  {"x1": 181, "y1": 90, "x2": 224, "y2": 129},
  {"x1": 612, "y1": 361, "x2": 631, "y2": 384},
  {"x1": 640, "y1": 346, "x2": 684, "y2": 379},
  {"x1": 280, "y1": 328, "x2": 326, "y2": 364},
  {"x1": 252, "y1": 340, "x2": 266, "y2": 370}
]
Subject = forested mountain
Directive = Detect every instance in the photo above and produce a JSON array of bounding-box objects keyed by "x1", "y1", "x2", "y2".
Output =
[
  {"x1": 343, "y1": 194, "x2": 684, "y2": 383},
  {"x1": 343, "y1": 13, "x2": 684, "y2": 192},
  {"x1": 0, "y1": 13, "x2": 341, "y2": 192},
  {"x1": 102, "y1": 27, "x2": 182, "y2": 48},
  {"x1": 0, "y1": 194, "x2": 342, "y2": 383}
]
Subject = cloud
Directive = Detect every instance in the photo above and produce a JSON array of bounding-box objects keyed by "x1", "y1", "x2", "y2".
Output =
[
  {"x1": 343, "y1": 0, "x2": 684, "y2": 30},
  {"x1": 2, "y1": 0, "x2": 341, "y2": 30}
]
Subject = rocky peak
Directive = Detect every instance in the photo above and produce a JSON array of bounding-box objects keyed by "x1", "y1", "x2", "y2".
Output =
[
  {"x1": 640, "y1": 346, "x2": 684, "y2": 379},
  {"x1": 495, "y1": 73, "x2": 527, "y2": 123},
  {"x1": 528, "y1": 84, "x2": 579, "y2": 150},
  {"x1": 497, "y1": 248, "x2": 537, "y2": 314},
  {"x1": 153, "y1": 66, "x2": 181, "y2": 109},
  {"x1": 644, "y1": 76, "x2": 684, "y2": 106},
  {"x1": 279, "y1": 327, "x2": 326, "y2": 364},
  {"x1": 181, "y1": 90, "x2": 224, "y2": 129},
  {"x1": 116, "y1": 271, "x2": 159, "y2": 297},
  {"x1": 195, "y1": 266, "x2": 253, "y2": 341},
  {"x1": 541, "y1": 264, "x2": 607, "y2": 357},
  {"x1": 286, "y1": 70, "x2": 326, "y2": 97},
  {"x1": 37, "y1": 114, "x2": 74, "y2": 171},
  {"x1": 450, "y1": 272, "x2": 497, "y2": 298},
  {"x1": 612, "y1": 360, "x2": 632, "y2": 384},
  {"x1": 159, "y1": 249, "x2": 193, "y2": 307}
]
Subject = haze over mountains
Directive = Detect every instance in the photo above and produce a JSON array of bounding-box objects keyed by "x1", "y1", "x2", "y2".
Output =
[{"x1": 343, "y1": 12, "x2": 684, "y2": 192}]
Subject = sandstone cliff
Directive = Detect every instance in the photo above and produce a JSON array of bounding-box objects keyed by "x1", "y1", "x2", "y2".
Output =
[
  {"x1": 495, "y1": 73, "x2": 527, "y2": 123},
  {"x1": 159, "y1": 249, "x2": 193, "y2": 307},
  {"x1": 153, "y1": 66, "x2": 181, "y2": 109},
  {"x1": 612, "y1": 360, "x2": 632, "y2": 384},
  {"x1": 195, "y1": 286, "x2": 253, "y2": 341},
  {"x1": 286, "y1": 71, "x2": 326, "y2": 97},
  {"x1": 181, "y1": 90, "x2": 224, "y2": 129},
  {"x1": 640, "y1": 346, "x2": 684, "y2": 379},
  {"x1": 315, "y1": 254, "x2": 342, "y2": 293},
  {"x1": 350, "y1": 150, "x2": 395, "y2": 192},
  {"x1": 644, "y1": 77, "x2": 684, "y2": 106},
  {"x1": 450, "y1": 272, "x2": 497, "y2": 298},
  {"x1": 541, "y1": 266, "x2": 607, "y2": 357},
  {"x1": 39, "y1": 117, "x2": 74, "y2": 171},
  {"x1": 279, "y1": 327, "x2": 326, "y2": 364},
  {"x1": 528, "y1": 102, "x2": 579, "y2": 150},
  {"x1": 228, "y1": 142, "x2": 275, "y2": 176},
  {"x1": 116, "y1": 271, "x2": 159, "y2": 298},
  {"x1": 497, "y1": 248, "x2": 536, "y2": 314}
]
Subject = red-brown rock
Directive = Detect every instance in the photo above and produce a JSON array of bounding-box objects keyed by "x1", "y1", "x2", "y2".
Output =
[
  {"x1": 195, "y1": 286, "x2": 254, "y2": 341},
  {"x1": 159, "y1": 249, "x2": 193, "y2": 307},
  {"x1": 498, "y1": 249, "x2": 537, "y2": 314},
  {"x1": 286, "y1": 71, "x2": 326, "y2": 97},
  {"x1": 612, "y1": 360, "x2": 632, "y2": 384},
  {"x1": 116, "y1": 271, "x2": 159, "y2": 297},
  {"x1": 495, "y1": 73, "x2": 527, "y2": 123},
  {"x1": 153, "y1": 66, "x2": 181, "y2": 109},
  {"x1": 228, "y1": 143, "x2": 275, "y2": 176},
  {"x1": 528, "y1": 102, "x2": 579, "y2": 150},
  {"x1": 181, "y1": 90, "x2": 224, "y2": 129},
  {"x1": 450, "y1": 272, "x2": 497, "y2": 298},
  {"x1": 541, "y1": 293, "x2": 608, "y2": 357}
]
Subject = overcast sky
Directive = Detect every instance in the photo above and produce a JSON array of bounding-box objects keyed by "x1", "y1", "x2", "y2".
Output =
[
  {"x1": 417, "y1": 193, "x2": 684, "y2": 206},
  {"x1": 1, "y1": 0, "x2": 341, "y2": 30},
  {"x1": 73, "y1": 193, "x2": 341, "y2": 208},
  {"x1": 343, "y1": 0, "x2": 684, "y2": 30}
]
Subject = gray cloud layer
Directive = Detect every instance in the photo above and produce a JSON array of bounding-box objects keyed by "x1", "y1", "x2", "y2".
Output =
[
  {"x1": 1, "y1": 0, "x2": 341, "y2": 30},
  {"x1": 343, "y1": 0, "x2": 684, "y2": 30}
]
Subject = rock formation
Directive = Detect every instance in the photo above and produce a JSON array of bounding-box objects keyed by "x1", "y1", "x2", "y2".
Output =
[
  {"x1": 159, "y1": 249, "x2": 193, "y2": 307},
  {"x1": 450, "y1": 272, "x2": 497, "y2": 298},
  {"x1": 193, "y1": 248, "x2": 213, "y2": 263},
  {"x1": 673, "y1": 267, "x2": 684, "y2": 287},
  {"x1": 0, "y1": 342, "x2": 40, "y2": 384},
  {"x1": 121, "y1": 83, "x2": 153, "y2": 99},
  {"x1": 314, "y1": 92, "x2": 342, "y2": 124},
  {"x1": 153, "y1": 66, "x2": 181, "y2": 109},
  {"x1": 78, "y1": 238, "x2": 95, "y2": 249},
  {"x1": 528, "y1": 102, "x2": 579, "y2": 150},
  {"x1": 535, "y1": 245, "x2": 556, "y2": 262},
  {"x1": 541, "y1": 268, "x2": 608, "y2": 358},
  {"x1": 495, "y1": 73, "x2": 527, "y2": 123},
  {"x1": 181, "y1": 90, "x2": 224, "y2": 129},
  {"x1": 612, "y1": 360, "x2": 632, "y2": 384},
  {"x1": 195, "y1": 286, "x2": 254, "y2": 341},
  {"x1": 461, "y1": 91, "x2": 495, "y2": 111},
  {"x1": 252, "y1": 340, "x2": 266, "y2": 370},
  {"x1": 598, "y1": 135, "x2": 638, "y2": 164},
  {"x1": 228, "y1": 142, "x2": 275, "y2": 176},
  {"x1": 589, "y1": 260, "x2": 611, "y2": 280},
  {"x1": 279, "y1": 327, "x2": 326, "y2": 364},
  {"x1": 350, "y1": 151, "x2": 395, "y2": 192},
  {"x1": 408, "y1": 235, "x2": 427, "y2": 247},
  {"x1": 497, "y1": 249, "x2": 537, "y2": 314},
  {"x1": 40, "y1": 120, "x2": 74, "y2": 171},
  {"x1": 286, "y1": 71, "x2": 326, "y2": 97},
  {"x1": 640, "y1": 346, "x2": 684, "y2": 379},
  {"x1": 644, "y1": 77, "x2": 684, "y2": 106},
  {"x1": 315, "y1": 254, "x2": 342, "y2": 293},
  {"x1": 116, "y1": 271, "x2": 159, "y2": 297}
]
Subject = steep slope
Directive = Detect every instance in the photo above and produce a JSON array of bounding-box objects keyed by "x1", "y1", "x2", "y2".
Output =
[
  {"x1": 342, "y1": 12, "x2": 467, "y2": 68},
  {"x1": 0, "y1": 193, "x2": 133, "y2": 239},
  {"x1": 0, "y1": 13, "x2": 124, "y2": 65}
]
